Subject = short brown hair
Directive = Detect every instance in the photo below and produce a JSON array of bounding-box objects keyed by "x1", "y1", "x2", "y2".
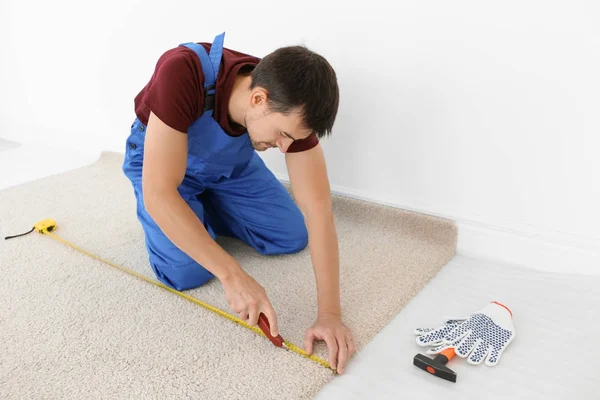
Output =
[{"x1": 250, "y1": 45, "x2": 339, "y2": 138}]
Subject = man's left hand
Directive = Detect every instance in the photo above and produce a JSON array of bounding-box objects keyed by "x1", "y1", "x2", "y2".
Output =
[{"x1": 304, "y1": 313, "x2": 356, "y2": 374}]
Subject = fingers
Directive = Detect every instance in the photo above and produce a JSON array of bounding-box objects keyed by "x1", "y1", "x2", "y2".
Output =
[
  {"x1": 335, "y1": 331, "x2": 357, "y2": 374},
  {"x1": 454, "y1": 332, "x2": 477, "y2": 358},
  {"x1": 323, "y1": 334, "x2": 339, "y2": 372},
  {"x1": 304, "y1": 325, "x2": 356, "y2": 374},
  {"x1": 337, "y1": 337, "x2": 348, "y2": 374},
  {"x1": 414, "y1": 327, "x2": 435, "y2": 335},
  {"x1": 245, "y1": 301, "x2": 278, "y2": 339},
  {"x1": 467, "y1": 339, "x2": 488, "y2": 365},
  {"x1": 425, "y1": 343, "x2": 449, "y2": 355},
  {"x1": 229, "y1": 294, "x2": 245, "y2": 315},
  {"x1": 415, "y1": 322, "x2": 463, "y2": 346},
  {"x1": 347, "y1": 333, "x2": 356, "y2": 356},
  {"x1": 224, "y1": 275, "x2": 278, "y2": 335},
  {"x1": 443, "y1": 321, "x2": 470, "y2": 342},
  {"x1": 415, "y1": 326, "x2": 448, "y2": 346},
  {"x1": 247, "y1": 305, "x2": 259, "y2": 327},
  {"x1": 304, "y1": 330, "x2": 316, "y2": 355},
  {"x1": 486, "y1": 345, "x2": 503, "y2": 366},
  {"x1": 261, "y1": 303, "x2": 279, "y2": 337}
]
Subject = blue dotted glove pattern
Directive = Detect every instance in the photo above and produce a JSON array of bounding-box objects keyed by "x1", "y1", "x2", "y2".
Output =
[
  {"x1": 415, "y1": 322, "x2": 462, "y2": 346},
  {"x1": 416, "y1": 313, "x2": 514, "y2": 365},
  {"x1": 444, "y1": 313, "x2": 513, "y2": 365}
]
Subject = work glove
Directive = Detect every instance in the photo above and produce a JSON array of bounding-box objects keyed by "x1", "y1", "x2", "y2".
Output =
[
  {"x1": 413, "y1": 318, "x2": 467, "y2": 348},
  {"x1": 414, "y1": 302, "x2": 515, "y2": 366}
]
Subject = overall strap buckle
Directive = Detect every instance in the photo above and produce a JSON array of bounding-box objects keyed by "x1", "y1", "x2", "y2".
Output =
[{"x1": 179, "y1": 32, "x2": 225, "y2": 113}]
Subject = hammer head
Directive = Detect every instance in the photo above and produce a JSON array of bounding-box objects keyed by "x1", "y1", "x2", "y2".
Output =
[{"x1": 413, "y1": 350, "x2": 457, "y2": 383}]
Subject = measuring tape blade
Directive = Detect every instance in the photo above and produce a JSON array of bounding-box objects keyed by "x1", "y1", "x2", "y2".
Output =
[{"x1": 24, "y1": 220, "x2": 333, "y2": 372}]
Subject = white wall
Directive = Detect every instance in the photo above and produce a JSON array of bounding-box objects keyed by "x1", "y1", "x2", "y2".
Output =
[{"x1": 2, "y1": 1, "x2": 599, "y2": 273}]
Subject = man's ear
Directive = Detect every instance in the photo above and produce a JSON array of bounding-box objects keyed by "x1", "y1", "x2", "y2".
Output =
[{"x1": 250, "y1": 86, "x2": 268, "y2": 107}]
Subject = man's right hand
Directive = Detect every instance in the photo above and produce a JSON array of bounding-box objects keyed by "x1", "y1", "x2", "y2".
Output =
[{"x1": 221, "y1": 270, "x2": 279, "y2": 337}]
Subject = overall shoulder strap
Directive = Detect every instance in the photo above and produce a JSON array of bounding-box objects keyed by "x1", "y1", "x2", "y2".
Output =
[{"x1": 179, "y1": 32, "x2": 225, "y2": 112}]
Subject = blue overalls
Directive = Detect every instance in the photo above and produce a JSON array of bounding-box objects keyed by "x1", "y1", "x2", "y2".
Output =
[{"x1": 122, "y1": 32, "x2": 308, "y2": 291}]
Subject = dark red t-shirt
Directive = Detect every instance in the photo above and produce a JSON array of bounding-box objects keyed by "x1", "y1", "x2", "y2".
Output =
[{"x1": 133, "y1": 43, "x2": 318, "y2": 153}]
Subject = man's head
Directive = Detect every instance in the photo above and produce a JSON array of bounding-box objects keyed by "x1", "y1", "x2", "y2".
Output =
[{"x1": 242, "y1": 45, "x2": 339, "y2": 152}]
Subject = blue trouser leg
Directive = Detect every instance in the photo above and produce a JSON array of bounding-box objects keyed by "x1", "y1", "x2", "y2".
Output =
[
  {"x1": 122, "y1": 124, "x2": 308, "y2": 291},
  {"x1": 123, "y1": 178, "x2": 217, "y2": 291},
  {"x1": 201, "y1": 153, "x2": 309, "y2": 256},
  {"x1": 138, "y1": 193, "x2": 217, "y2": 291}
]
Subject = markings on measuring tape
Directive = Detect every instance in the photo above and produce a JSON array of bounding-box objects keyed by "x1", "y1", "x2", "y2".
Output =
[{"x1": 14, "y1": 219, "x2": 334, "y2": 372}]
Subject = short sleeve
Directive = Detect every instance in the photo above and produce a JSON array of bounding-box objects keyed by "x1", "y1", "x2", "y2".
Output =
[
  {"x1": 286, "y1": 133, "x2": 319, "y2": 153},
  {"x1": 139, "y1": 50, "x2": 204, "y2": 133}
]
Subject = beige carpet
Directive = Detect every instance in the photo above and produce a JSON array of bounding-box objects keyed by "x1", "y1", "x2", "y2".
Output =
[{"x1": 0, "y1": 151, "x2": 456, "y2": 399}]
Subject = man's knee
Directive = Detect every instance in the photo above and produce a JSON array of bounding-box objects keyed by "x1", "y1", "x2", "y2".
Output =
[
  {"x1": 144, "y1": 231, "x2": 217, "y2": 290},
  {"x1": 289, "y1": 214, "x2": 309, "y2": 251},
  {"x1": 149, "y1": 258, "x2": 215, "y2": 291},
  {"x1": 271, "y1": 208, "x2": 308, "y2": 254},
  {"x1": 136, "y1": 191, "x2": 216, "y2": 291}
]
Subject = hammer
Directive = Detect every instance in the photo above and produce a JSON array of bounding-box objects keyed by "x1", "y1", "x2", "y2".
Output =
[{"x1": 413, "y1": 348, "x2": 457, "y2": 383}]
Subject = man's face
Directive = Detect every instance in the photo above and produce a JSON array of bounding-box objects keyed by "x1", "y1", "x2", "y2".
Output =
[{"x1": 243, "y1": 90, "x2": 313, "y2": 153}]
